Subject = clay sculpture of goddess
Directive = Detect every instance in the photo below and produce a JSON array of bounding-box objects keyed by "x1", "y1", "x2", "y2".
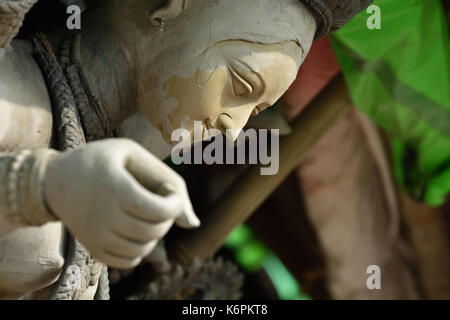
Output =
[{"x1": 0, "y1": 0, "x2": 370, "y2": 299}]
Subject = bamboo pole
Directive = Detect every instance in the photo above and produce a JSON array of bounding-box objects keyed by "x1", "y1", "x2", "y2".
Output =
[{"x1": 169, "y1": 74, "x2": 352, "y2": 264}]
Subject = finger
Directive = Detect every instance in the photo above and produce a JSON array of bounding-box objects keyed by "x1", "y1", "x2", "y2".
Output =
[
  {"x1": 103, "y1": 235, "x2": 157, "y2": 260},
  {"x1": 175, "y1": 205, "x2": 201, "y2": 229},
  {"x1": 118, "y1": 168, "x2": 185, "y2": 222},
  {"x1": 114, "y1": 215, "x2": 174, "y2": 244},
  {"x1": 96, "y1": 252, "x2": 142, "y2": 270},
  {"x1": 160, "y1": 183, "x2": 200, "y2": 229},
  {"x1": 125, "y1": 142, "x2": 183, "y2": 193},
  {"x1": 123, "y1": 142, "x2": 200, "y2": 228}
]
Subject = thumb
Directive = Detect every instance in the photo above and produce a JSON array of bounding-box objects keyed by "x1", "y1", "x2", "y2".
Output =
[
  {"x1": 125, "y1": 142, "x2": 201, "y2": 228},
  {"x1": 175, "y1": 203, "x2": 201, "y2": 229},
  {"x1": 155, "y1": 182, "x2": 200, "y2": 229}
]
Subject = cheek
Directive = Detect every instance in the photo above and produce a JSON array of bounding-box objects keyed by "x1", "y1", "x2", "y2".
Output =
[
  {"x1": 228, "y1": 104, "x2": 258, "y2": 130},
  {"x1": 268, "y1": 63, "x2": 300, "y2": 102},
  {"x1": 165, "y1": 68, "x2": 230, "y2": 126}
]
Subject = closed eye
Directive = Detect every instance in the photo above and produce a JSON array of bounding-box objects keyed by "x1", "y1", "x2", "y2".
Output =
[{"x1": 229, "y1": 65, "x2": 253, "y2": 96}]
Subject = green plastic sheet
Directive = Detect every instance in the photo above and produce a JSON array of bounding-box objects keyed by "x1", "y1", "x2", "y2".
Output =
[{"x1": 332, "y1": 0, "x2": 450, "y2": 206}]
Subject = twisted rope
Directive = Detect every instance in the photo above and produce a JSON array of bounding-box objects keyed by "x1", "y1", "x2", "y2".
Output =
[{"x1": 31, "y1": 33, "x2": 110, "y2": 300}]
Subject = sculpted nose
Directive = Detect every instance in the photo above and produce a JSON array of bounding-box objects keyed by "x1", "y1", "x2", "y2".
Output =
[{"x1": 213, "y1": 113, "x2": 242, "y2": 142}]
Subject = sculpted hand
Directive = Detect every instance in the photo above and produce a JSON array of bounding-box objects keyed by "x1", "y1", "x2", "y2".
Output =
[{"x1": 43, "y1": 139, "x2": 200, "y2": 269}]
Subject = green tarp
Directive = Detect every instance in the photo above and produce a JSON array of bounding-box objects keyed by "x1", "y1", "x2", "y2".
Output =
[{"x1": 332, "y1": 0, "x2": 450, "y2": 206}]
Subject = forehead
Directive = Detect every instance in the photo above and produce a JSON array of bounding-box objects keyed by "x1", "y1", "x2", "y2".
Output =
[
  {"x1": 213, "y1": 40, "x2": 304, "y2": 72},
  {"x1": 172, "y1": 0, "x2": 316, "y2": 52}
]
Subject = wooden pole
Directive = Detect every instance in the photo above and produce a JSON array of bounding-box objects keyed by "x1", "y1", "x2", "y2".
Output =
[{"x1": 170, "y1": 74, "x2": 352, "y2": 264}]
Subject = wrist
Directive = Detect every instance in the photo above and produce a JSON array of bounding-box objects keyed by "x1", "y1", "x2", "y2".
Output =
[{"x1": 5, "y1": 149, "x2": 60, "y2": 226}]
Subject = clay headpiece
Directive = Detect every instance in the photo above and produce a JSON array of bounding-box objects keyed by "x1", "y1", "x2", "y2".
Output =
[
  {"x1": 301, "y1": 0, "x2": 374, "y2": 38},
  {"x1": 150, "y1": 0, "x2": 374, "y2": 40}
]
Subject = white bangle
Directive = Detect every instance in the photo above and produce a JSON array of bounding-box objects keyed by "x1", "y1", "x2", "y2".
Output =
[{"x1": 5, "y1": 149, "x2": 59, "y2": 226}]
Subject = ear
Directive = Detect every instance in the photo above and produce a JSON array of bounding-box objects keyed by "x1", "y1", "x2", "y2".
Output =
[{"x1": 149, "y1": 0, "x2": 190, "y2": 26}]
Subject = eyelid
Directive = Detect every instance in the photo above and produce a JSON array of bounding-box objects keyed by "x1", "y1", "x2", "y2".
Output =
[
  {"x1": 229, "y1": 59, "x2": 264, "y2": 97},
  {"x1": 229, "y1": 65, "x2": 253, "y2": 96}
]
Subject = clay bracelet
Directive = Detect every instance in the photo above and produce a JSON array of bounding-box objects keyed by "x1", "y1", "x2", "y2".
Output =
[{"x1": 5, "y1": 149, "x2": 59, "y2": 226}]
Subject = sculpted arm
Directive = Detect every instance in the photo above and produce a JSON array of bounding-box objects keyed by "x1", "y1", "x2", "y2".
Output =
[
  {"x1": 0, "y1": 0, "x2": 57, "y2": 237},
  {"x1": 0, "y1": 140, "x2": 200, "y2": 269}
]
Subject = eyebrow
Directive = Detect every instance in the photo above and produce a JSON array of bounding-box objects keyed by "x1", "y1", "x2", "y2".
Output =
[
  {"x1": 213, "y1": 39, "x2": 305, "y2": 59},
  {"x1": 232, "y1": 58, "x2": 254, "y2": 73}
]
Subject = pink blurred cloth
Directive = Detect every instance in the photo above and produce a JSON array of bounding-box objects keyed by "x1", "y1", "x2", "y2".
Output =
[
  {"x1": 282, "y1": 37, "x2": 340, "y2": 121},
  {"x1": 281, "y1": 38, "x2": 420, "y2": 299}
]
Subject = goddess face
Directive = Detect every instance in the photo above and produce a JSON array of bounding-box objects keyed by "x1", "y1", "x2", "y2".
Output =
[{"x1": 134, "y1": 0, "x2": 316, "y2": 144}]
